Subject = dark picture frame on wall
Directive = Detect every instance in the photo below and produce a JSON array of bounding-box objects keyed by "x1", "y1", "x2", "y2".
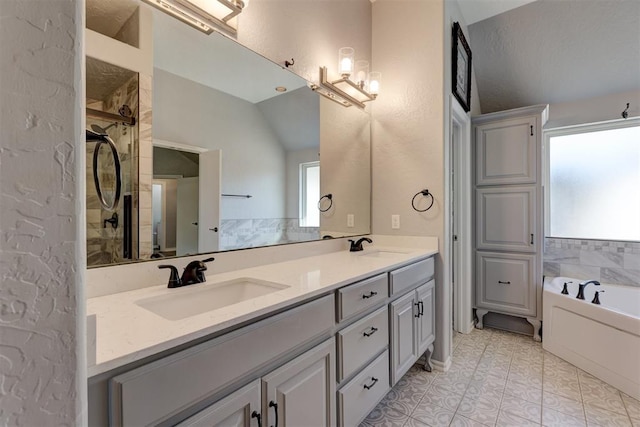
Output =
[{"x1": 452, "y1": 22, "x2": 472, "y2": 112}]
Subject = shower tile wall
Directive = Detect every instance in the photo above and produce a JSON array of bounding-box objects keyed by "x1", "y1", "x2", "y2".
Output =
[
  {"x1": 544, "y1": 237, "x2": 640, "y2": 286},
  {"x1": 87, "y1": 74, "x2": 139, "y2": 266},
  {"x1": 137, "y1": 73, "x2": 153, "y2": 260},
  {"x1": 219, "y1": 218, "x2": 319, "y2": 251}
]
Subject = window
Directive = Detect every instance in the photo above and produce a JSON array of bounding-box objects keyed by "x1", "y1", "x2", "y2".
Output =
[
  {"x1": 300, "y1": 161, "x2": 320, "y2": 227},
  {"x1": 546, "y1": 119, "x2": 640, "y2": 241}
]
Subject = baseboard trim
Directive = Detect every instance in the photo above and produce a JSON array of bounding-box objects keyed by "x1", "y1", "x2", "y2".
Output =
[{"x1": 431, "y1": 356, "x2": 452, "y2": 372}]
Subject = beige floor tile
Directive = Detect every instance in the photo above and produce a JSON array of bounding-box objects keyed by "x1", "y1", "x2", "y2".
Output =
[
  {"x1": 542, "y1": 407, "x2": 587, "y2": 427},
  {"x1": 584, "y1": 405, "x2": 633, "y2": 427},
  {"x1": 363, "y1": 403, "x2": 409, "y2": 427},
  {"x1": 543, "y1": 375, "x2": 582, "y2": 401},
  {"x1": 380, "y1": 380, "x2": 429, "y2": 417},
  {"x1": 449, "y1": 414, "x2": 492, "y2": 427},
  {"x1": 457, "y1": 395, "x2": 501, "y2": 426},
  {"x1": 500, "y1": 393, "x2": 542, "y2": 424},
  {"x1": 402, "y1": 416, "x2": 430, "y2": 427},
  {"x1": 623, "y1": 393, "x2": 640, "y2": 419},
  {"x1": 497, "y1": 410, "x2": 542, "y2": 427},
  {"x1": 579, "y1": 381, "x2": 627, "y2": 415},
  {"x1": 542, "y1": 391, "x2": 585, "y2": 420},
  {"x1": 409, "y1": 399, "x2": 455, "y2": 427},
  {"x1": 504, "y1": 377, "x2": 543, "y2": 404},
  {"x1": 420, "y1": 383, "x2": 465, "y2": 412}
]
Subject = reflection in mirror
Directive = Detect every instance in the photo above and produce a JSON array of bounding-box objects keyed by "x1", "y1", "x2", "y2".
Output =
[{"x1": 85, "y1": 0, "x2": 371, "y2": 267}]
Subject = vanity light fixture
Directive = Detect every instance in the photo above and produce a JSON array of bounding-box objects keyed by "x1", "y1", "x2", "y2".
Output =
[
  {"x1": 316, "y1": 48, "x2": 380, "y2": 109},
  {"x1": 141, "y1": 0, "x2": 247, "y2": 35}
]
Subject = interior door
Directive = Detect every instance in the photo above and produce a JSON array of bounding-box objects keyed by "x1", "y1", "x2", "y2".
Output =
[
  {"x1": 198, "y1": 150, "x2": 221, "y2": 254},
  {"x1": 177, "y1": 177, "x2": 199, "y2": 256}
]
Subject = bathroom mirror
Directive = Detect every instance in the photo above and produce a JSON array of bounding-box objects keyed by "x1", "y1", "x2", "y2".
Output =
[{"x1": 85, "y1": 0, "x2": 371, "y2": 266}]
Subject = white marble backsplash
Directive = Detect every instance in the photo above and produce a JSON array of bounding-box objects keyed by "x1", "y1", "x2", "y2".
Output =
[{"x1": 544, "y1": 237, "x2": 640, "y2": 286}]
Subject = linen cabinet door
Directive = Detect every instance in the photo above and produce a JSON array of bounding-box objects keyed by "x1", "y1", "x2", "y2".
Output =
[
  {"x1": 476, "y1": 251, "x2": 536, "y2": 316},
  {"x1": 475, "y1": 115, "x2": 537, "y2": 186},
  {"x1": 390, "y1": 291, "x2": 418, "y2": 386},
  {"x1": 177, "y1": 380, "x2": 262, "y2": 427},
  {"x1": 476, "y1": 186, "x2": 537, "y2": 253},
  {"x1": 416, "y1": 280, "x2": 435, "y2": 355},
  {"x1": 262, "y1": 338, "x2": 336, "y2": 427}
]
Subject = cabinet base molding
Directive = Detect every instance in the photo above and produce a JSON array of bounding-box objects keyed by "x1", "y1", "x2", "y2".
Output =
[
  {"x1": 526, "y1": 317, "x2": 542, "y2": 342},
  {"x1": 475, "y1": 308, "x2": 541, "y2": 341},
  {"x1": 429, "y1": 356, "x2": 451, "y2": 373}
]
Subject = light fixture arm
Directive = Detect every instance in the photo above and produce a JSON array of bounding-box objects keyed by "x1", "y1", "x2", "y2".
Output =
[{"x1": 318, "y1": 67, "x2": 377, "y2": 109}]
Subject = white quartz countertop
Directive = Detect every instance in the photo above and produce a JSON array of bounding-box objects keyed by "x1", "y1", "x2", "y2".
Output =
[{"x1": 87, "y1": 245, "x2": 437, "y2": 377}]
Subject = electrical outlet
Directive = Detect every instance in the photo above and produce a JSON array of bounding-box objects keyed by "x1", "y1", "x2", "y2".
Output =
[
  {"x1": 347, "y1": 214, "x2": 354, "y2": 228},
  {"x1": 391, "y1": 214, "x2": 400, "y2": 229}
]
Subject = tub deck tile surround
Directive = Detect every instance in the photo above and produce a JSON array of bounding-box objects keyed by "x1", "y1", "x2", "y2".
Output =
[
  {"x1": 360, "y1": 328, "x2": 640, "y2": 427},
  {"x1": 544, "y1": 237, "x2": 640, "y2": 285}
]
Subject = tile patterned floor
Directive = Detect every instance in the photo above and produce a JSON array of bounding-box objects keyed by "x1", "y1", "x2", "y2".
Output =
[{"x1": 360, "y1": 328, "x2": 640, "y2": 427}]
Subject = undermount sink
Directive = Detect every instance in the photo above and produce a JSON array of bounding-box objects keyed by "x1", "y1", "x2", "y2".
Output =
[
  {"x1": 358, "y1": 249, "x2": 409, "y2": 258},
  {"x1": 136, "y1": 278, "x2": 290, "y2": 320}
]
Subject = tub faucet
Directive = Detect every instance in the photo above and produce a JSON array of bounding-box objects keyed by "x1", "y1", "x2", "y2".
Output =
[
  {"x1": 576, "y1": 280, "x2": 600, "y2": 300},
  {"x1": 349, "y1": 237, "x2": 373, "y2": 252}
]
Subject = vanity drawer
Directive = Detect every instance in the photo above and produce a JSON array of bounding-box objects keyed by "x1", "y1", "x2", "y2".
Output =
[
  {"x1": 337, "y1": 350, "x2": 390, "y2": 427},
  {"x1": 337, "y1": 306, "x2": 388, "y2": 382},
  {"x1": 110, "y1": 294, "x2": 334, "y2": 427},
  {"x1": 390, "y1": 258, "x2": 434, "y2": 296},
  {"x1": 337, "y1": 273, "x2": 388, "y2": 322}
]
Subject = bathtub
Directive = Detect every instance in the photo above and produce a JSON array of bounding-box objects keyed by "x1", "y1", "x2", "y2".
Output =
[{"x1": 543, "y1": 277, "x2": 640, "y2": 400}]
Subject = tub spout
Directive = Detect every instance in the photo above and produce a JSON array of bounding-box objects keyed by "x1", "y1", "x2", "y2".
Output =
[{"x1": 576, "y1": 280, "x2": 600, "y2": 300}]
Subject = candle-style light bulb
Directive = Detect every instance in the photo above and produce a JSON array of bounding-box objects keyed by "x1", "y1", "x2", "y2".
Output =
[{"x1": 338, "y1": 47, "x2": 355, "y2": 77}]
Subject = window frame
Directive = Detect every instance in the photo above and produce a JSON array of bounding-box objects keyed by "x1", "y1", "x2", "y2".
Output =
[
  {"x1": 543, "y1": 116, "x2": 640, "y2": 242},
  {"x1": 299, "y1": 160, "x2": 320, "y2": 228}
]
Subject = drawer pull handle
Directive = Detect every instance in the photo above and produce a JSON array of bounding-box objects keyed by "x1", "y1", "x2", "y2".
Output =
[
  {"x1": 498, "y1": 280, "x2": 511, "y2": 285},
  {"x1": 419, "y1": 301, "x2": 424, "y2": 316},
  {"x1": 364, "y1": 377, "x2": 379, "y2": 390},
  {"x1": 362, "y1": 291, "x2": 378, "y2": 299},
  {"x1": 268, "y1": 401, "x2": 278, "y2": 427},
  {"x1": 251, "y1": 411, "x2": 262, "y2": 427},
  {"x1": 363, "y1": 327, "x2": 378, "y2": 337},
  {"x1": 414, "y1": 302, "x2": 420, "y2": 317}
]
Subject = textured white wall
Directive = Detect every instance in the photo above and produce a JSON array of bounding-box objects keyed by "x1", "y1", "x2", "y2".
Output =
[
  {"x1": 0, "y1": 0, "x2": 85, "y2": 425},
  {"x1": 546, "y1": 89, "x2": 640, "y2": 129},
  {"x1": 237, "y1": 0, "x2": 372, "y2": 86},
  {"x1": 371, "y1": 0, "x2": 447, "y2": 361}
]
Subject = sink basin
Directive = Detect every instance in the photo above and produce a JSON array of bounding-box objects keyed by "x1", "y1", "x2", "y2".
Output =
[
  {"x1": 136, "y1": 278, "x2": 289, "y2": 320},
  {"x1": 358, "y1": 250, "x2": 409, "y2": 258}
]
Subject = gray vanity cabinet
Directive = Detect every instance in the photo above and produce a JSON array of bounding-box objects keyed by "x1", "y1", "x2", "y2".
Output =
[
  {"x1": 390, "y1": 279, "x2": 435, "y2": 385},
  {"x1": 177, "y1": 380, "x2": 261, "y2": 427},
  {"x1": 262, "y1": 338, "x2": 336, "y2": 427},
  {"x1": 473, "y1": 105, "x2": 548, "y2": 340}
]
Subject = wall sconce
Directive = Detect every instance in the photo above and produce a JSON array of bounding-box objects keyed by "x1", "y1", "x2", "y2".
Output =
[
  {"x1": 142, "y1": 0, "x2": 247, "y2": 35},
  {"x1": 315, "y1": 48, "x2": 381, "y2": 109}
]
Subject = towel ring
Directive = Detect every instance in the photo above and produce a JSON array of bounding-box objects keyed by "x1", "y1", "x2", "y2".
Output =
[
  {"x1": 318, "y1": 193, "x2": 333, "y2": 212},
  {"x1": 411, "y1": 189, "x2": 434, "y2": 212}
]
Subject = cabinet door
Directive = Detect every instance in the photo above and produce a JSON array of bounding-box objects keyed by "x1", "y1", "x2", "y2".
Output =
[
  {"x1": 476, "y1": 251, "x2": 536, "y2": 316},
  {"x1": 177, "y1": 380, "x2": 261, "y2": 427},
  {"x1": 390, "y1": 291, "x2": 418, "y2": 386},
  {"x1": 475, "y1": 116, "x2": 537, "y2": 185},
  {"x1": 262, "y1": 338, "x2": 336, "y2": 427},
  {"x1": 476, "y1": 186, "x2": 536, "y2": 253},
  {"x1": 416, "y1": 280, "x2": 435, "y2": 355}
]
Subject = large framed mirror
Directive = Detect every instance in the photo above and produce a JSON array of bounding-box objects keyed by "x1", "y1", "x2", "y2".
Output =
[{"x1": 85, "y1": 0, "x2": 371, "y2": 267}]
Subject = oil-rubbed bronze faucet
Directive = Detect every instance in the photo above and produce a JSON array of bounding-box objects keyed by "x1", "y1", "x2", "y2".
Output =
[
  {"x1": 158, "y1": 257, "x2": 215, "y2": 288},
  {"x1": 576, "y1": 280, "x2": 600, "y2": 300},
  {"x1": 349, "y1": 237, "x2": 373, "y2": 252}
]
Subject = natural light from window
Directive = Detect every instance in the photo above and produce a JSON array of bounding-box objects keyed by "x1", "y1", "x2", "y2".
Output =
[
  {"x1": 300, "y1": 162, "x2": 320, "y2": 227},
  {"x1": 548, "y1": 124, "x2": 640, "y2": 241}
]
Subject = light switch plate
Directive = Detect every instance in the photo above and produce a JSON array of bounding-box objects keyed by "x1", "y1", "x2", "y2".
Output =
[
  {"x1": 391, "y1": 214, "x2": 400, "y2": 229},
  {"x1": 347, "y1": 214, "x2": 354, "y2": 228}
]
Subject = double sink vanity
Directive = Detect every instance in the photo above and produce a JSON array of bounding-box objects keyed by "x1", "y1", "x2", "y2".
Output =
[{"x1": 87, "y1": 238, "x2": 438, "y2": 426}]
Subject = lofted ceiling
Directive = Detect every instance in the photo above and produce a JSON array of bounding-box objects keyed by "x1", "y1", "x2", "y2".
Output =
[
  {"x1": 467, "y1": 0, "x2": 640, "y2": 113},
  {"x1": 456, "y1": 0, "x2": 537, "y2": 25}
]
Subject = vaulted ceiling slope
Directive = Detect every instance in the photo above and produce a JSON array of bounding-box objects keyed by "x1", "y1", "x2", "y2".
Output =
[{"x1": 468, "y1": 0, "x2": 640, "y2": 113}]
